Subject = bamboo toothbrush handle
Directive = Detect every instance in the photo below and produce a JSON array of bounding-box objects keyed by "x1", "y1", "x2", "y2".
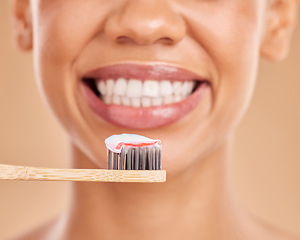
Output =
[{"x1": 0, "y1": 164, "x2": 166, "y2": 183}]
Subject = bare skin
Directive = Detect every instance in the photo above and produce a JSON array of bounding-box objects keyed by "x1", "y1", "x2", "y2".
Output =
[{"x1": 10, "y1": 0, "x2": 299, "y2": 239}]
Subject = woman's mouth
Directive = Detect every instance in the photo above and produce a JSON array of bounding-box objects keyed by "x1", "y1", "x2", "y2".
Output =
[
  {"x1": 85, "y1": 77, "x2": 198, "y2": 107},
  {"x1": 81, "y1": 63, "x2": 210, "y2": 129}
]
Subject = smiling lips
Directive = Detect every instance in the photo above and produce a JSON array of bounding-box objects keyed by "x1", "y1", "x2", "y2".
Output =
[{"x1": 81, "y1": 63, "x2": 209, "y2": 129}]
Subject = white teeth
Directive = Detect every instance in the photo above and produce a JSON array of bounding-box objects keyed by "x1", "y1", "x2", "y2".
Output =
[
  {"x1": 173, "y1": 81, "x2": 182, "y2": 96},
  {"x1": 163, "y1": 96, "x2": 173, "y2": 105},
  {"x1": 142, "y1": 97, "x2": 151, "y2": 107},
  {"x1": 96, "y1": 78, "x2": 198, "y2": 107},
  {"x1": 112, "y1": 95, "x2": 121, "y2": 105},
  {"x1": 131, "y1": 98, "x2": 141, "y2": 107},
  {"x1": 97, "y1": 81, "x2": 106, "y2": 95},
  {"x1": 174, "y1": 95, "x2": 183, "y2": 103},
  {"x1": 114, "y1": 78, "x2": 127, "y2": 96},
  {"x1": 181, "y1": 81, "x2": 195, "y2": 96},
  {"x1": 127, "y1": 79, "x2": 142, "y2": 98},
  {"x1": 103, "y1": 96, "x2": 112, "y2": 104},
  {"x1": 106, "y1": 79, "x2": 114, "y2": 96},
  {"x1": 143, "y1": 80, "x2": 159, "y2": 97},
  {"x1": 121, "y1": 96, "x2": 130, "y2": 106},
  {"x1": 160, "y1": 80, "x2": 173, "y2": 97},
  {"x1": 152, "y1": 97, "x2": 163, "y2": 106}
]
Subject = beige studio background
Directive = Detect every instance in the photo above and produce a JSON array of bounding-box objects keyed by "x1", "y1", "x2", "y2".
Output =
[{"x1": 0, "y1": 1, "x2": 299, "y2": 239}]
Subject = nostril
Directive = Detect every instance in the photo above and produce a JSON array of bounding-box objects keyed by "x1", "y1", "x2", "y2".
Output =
[
  {"x1": 116, "y1": 35, "x2": 175, "y2": 46},
  {"x1": 156, "y1": 37, "x2": 174, "y2": 45},
  {"x1": 116, "y1": 36, "x2": 134, "y2": 44}
]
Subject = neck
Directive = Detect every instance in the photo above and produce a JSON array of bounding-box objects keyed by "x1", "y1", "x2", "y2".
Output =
[{"x1": 59, "y1": 138, "x2": 245, "y2": 240}]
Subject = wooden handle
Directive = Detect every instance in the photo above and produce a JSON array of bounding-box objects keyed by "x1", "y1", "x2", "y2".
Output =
[{"x1": 0, "y1": 164, "x2": 166, "y2": 183}]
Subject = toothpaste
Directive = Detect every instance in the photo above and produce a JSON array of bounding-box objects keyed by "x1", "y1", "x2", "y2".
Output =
[{"x1": 105, "y1": 133, "x2": 161, "y2": 153}]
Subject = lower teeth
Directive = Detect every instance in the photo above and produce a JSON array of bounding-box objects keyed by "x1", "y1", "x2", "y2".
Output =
[{"x1": 101, "y1": 94, "x2": 186, "y2": 107}]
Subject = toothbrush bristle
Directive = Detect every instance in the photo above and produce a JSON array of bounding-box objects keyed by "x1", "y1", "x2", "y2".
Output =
[
  {"x1": 107, "y1": 149, "x2": 112, "y2": 170},
  {"x1": 107, "y1": 146, "x2": 162, "y2": 170}
]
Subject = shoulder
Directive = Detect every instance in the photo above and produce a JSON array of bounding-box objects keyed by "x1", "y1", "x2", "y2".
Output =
[
  {"x1": 8, "y1": 217, "x2": 59, "y2": 240},
  {"x1": 228, "y1": 212, "x2": 300, "y2": 240},
  {"x1": 264, "y1": 226, "x2": 300, "y2": 240},
  {"x1": 251, "y1": 217, "x2": 300, "y2": 240}
]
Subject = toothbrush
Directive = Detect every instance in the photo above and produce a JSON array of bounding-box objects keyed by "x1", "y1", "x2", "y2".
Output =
[
  {"x1": 105, "y1": 133, "x2": 162, "y2": 170},
  {"x1": 0, "y1": 134, "x2": 166, "y2": 183}
]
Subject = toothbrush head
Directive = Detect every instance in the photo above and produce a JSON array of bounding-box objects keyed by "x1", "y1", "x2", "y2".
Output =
[{"x1": 105, "y1": 134, "x2": 162, "y2": 170}]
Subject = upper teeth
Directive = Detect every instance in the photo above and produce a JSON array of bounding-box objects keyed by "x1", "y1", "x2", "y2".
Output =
[{"x1": 97, "y1": 78, "x2": 196, "y2": 107}]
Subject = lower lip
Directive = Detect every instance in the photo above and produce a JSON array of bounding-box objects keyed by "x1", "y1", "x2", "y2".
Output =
[{"x1": 81, "y1": 82, "x2": 209, "y2": 129}]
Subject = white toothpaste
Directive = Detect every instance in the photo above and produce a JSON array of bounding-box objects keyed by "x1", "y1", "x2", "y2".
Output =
[{"x1": 105, "y1": 133, "x2": 161, "y2": 153}]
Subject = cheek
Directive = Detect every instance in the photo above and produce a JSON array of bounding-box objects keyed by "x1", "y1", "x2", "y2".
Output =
[
  {"x1": 31, "y1": 1, "x2": 109, "y2": 134},
  {"x1": 33, "y1": 1, "x2": 110, "y2": 65},
  {"x1": 186, "y1": 1, "x2": 263, "y2": 125}
]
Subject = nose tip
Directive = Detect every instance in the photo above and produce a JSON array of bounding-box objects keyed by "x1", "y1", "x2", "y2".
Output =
[{"x1": 104, "y1": 1, "x2": 186, "y2": 45}]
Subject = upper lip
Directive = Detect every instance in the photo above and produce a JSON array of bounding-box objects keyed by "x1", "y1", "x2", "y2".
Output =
[{"x1": 82, "y1": 63, "x2": 208, "y2": 82}]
